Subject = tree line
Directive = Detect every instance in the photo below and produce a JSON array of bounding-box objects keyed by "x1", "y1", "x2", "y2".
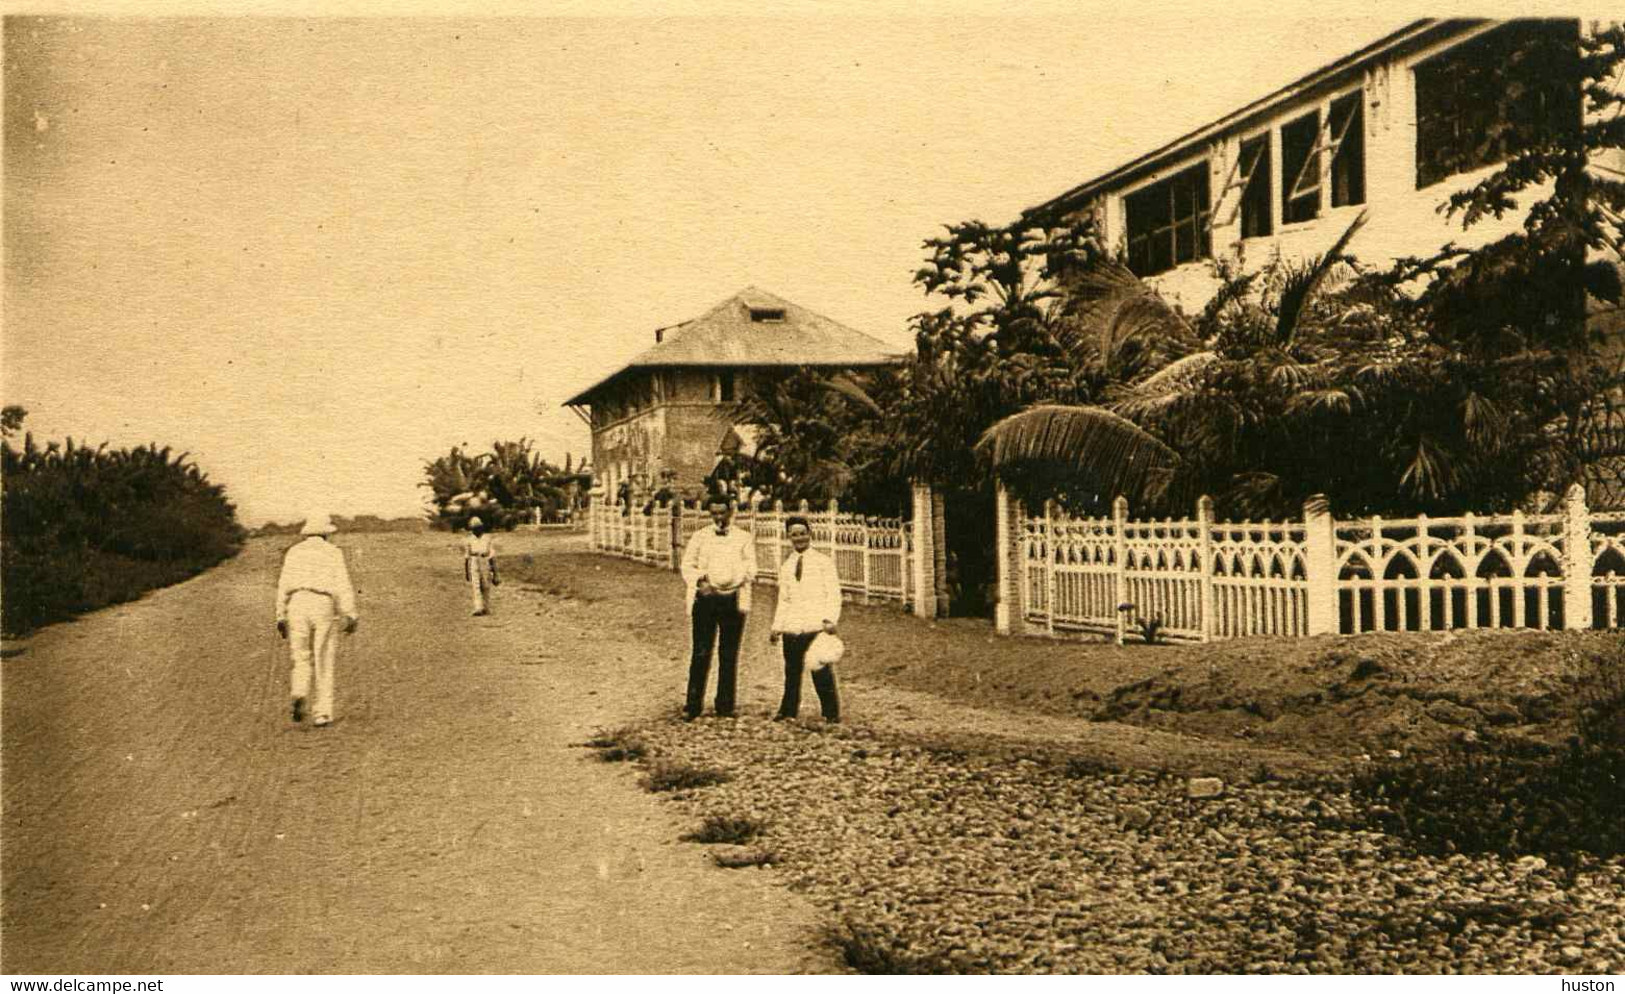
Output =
[{"x1": 1, "y1": 407, "x2": 246, "y2": 635}]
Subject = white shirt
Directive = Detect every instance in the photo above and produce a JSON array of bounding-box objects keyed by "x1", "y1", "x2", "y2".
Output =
[
  {"x1": 465, "y1": 533, "x2": 495, "y2": 558},
  {"x1": 772, "y1": 548, "x2": 842, "y2": 634},
  {"x1": 275, "y1": 537, "x2": 358, "y2": 621},
  {"x1": 680, "y1": 526, "x2": 757, "y2": 613}
]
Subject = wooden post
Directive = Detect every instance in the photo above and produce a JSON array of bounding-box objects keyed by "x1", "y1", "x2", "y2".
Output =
[
  {"x1": 1303, "y1": 494, "x2": 1338, "y2": 636},
  {"x1": 669, "y1": 500, "x2": 683, "y2": 570},
  {"x1": 995, "y1": 483, "x2": 1015, "y2": 633},
  {"x1": 1563, "y1": 482, "x2": 1593, "y2": 631},
  {"x1": 1044, "y1": 499, "x2": 1058, "y2": 638},
  {"x1": 1113, "y1": 496, "x2": 1129, "y2": 645},
  {"x1": 1197, "y1": 495, "x2": 1215, "y2": 642},
  {"x1": 859, "y1": 515, "x2": 872, "y2": 604},
  {"x1": 828, "y1": 498, "x2": 841, "y2": 596}
]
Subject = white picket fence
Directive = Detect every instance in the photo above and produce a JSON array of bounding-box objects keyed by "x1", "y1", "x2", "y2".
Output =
[
  {"x1": 587, "y1": 495, "x2": 918, "y2": 606},
  {"x1": 999, "y1": 484, "x2": 1625, "y2": 642}
]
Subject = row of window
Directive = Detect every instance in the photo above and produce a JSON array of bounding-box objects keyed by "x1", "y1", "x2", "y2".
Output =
[
  {"x1": 1121, "y1": 19, "x2": 1579, "y2": 278},
  {"x1": 592, "y1": 371, "x2": 738, "y2": 425}
]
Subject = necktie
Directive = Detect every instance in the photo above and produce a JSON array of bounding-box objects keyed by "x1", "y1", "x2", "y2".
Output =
[
  {"x1": 717, "y1": 528, "x2": 728, "y2": 536},
  {"x1": 795, "y1": 555, "x2": 803, "y2": 582}
]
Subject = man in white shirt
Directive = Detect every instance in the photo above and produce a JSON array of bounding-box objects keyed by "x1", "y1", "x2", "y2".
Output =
[
  {"x1": 679, "y1": 495, "x2": 757, "y2": 720},
  {"x1": 274, "y1": 512, "x2": 359, "y2": 728},
  {"x1": 768, "y1": 515, "x2": 842, "y2": 722},
  {"x1": 464, "y1": 516, "x2": 498, "y2": 616}
]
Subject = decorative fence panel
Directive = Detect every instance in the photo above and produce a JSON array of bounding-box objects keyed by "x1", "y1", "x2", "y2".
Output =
[
  {"x1": 585, "y1": 495, "x2": 917, "y2": 608},
  {"x1": 1002, "y1": 484, "x2": 1625, "y2": 642}
]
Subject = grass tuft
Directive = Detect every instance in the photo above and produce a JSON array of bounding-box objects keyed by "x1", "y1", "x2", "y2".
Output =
[
  {"x1": 642, "y1": 760, "x2": 731, "y2": 793},
  {"x1": 582, "y1": 725, "x2": 649, "y2": 762},
  {"x1": 712, "y1": 847, "x2": 778, "y2": 869},
  {"x1": 681, "y1": 814, "x2": 768, "y2": 844},
  {"x1": 827, "y1": 921, "x2": 963, "y2": 974}
]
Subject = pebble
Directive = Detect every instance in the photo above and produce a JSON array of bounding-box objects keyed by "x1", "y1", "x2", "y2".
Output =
[{"x1": 622, "y1": 715, "x2": 1624, "y2": 974}]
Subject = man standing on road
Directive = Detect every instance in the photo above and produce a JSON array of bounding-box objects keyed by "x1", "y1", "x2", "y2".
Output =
[
  {"x1": 275, "y1": 512, "x2": 359, "y2": 728},
  {"x1": 679, "y1": 494, "x2": 756, "y2": 720},
  {"x1": 768, "y1": 515, "x2": 842, "y2": 723},
  {"x1": 464, "y1": 515, "x2": 498, "y2": 616}
]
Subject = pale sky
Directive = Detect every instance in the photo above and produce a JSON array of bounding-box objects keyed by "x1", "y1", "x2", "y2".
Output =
[{"x1": 0, "y1": 3, "x2": 1570, "y2": 525}]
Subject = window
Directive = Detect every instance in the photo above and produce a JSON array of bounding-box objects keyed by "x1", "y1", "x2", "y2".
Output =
[
  {"x1": 1124, "y1": 162, "x2": 1211, "y2": 277},
  {"x1": 712, "y1": 371, "x2": 736, "y2": 404},
  {"x1": 1238, "y1": 133, "x2": 1273, "y2": 239},
  {"x1": 1414, "y1": 19, "x2": 1580, "y2": 189},
  {"x1": 748, "y1": 307, "x2": 786, "y2": 323},
  {"x1": 1329, "y1": 91, "x2": 1366, "y2": 207},
  {"x1": 1281, "y1": 110, "x2": 1321, "y2": 225}
]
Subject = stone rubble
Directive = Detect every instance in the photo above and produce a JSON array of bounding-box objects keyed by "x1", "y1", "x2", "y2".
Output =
[{"x1": 623, "y1": 715, "x2": 1625, "y2": 975}]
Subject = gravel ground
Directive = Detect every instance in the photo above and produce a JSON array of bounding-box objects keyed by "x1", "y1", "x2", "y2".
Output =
[
  {"x1": 518, "y1": 545, "x2": 1625, "y2": 974},
  {"x1": 607, "y1": 715, "x2": 1625, "y2": 974}
]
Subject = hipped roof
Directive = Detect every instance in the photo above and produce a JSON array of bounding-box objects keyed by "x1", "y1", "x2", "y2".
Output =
[{"x1": 563, "y1": 287, "x2": 904, "y2": 406}]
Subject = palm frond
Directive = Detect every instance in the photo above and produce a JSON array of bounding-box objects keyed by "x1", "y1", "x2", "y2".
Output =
[
  {"x1": 1053, "y1": 260, "x2": 1197, "y2": 373},
  {"x1": 975, "y1": 404, "x2": 1180, "y2": 502},
  {"x1": 1274, "y1": 211, "x2": 1368, "y2": 346},
  {"x1": 818, "y1": 373, "x2": 884, "y2": 417}
]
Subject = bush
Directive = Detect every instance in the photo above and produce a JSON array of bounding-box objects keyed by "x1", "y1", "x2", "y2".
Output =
[{"x1": 827, "y1": 921, "x2": 963, "y2": 975}]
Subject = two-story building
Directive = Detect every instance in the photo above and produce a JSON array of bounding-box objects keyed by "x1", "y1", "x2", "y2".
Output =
[
  {"x1": 1022, "y1": 18, "x2": 1599, "y2": 314},
  {"x1": 563, "y1": 287, "x2": 904, "y2": 497}
]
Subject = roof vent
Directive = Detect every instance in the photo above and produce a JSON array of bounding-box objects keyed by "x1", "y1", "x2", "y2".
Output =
[{"x1": 748, "y1": 307, "x2": 786, "y2": 323}]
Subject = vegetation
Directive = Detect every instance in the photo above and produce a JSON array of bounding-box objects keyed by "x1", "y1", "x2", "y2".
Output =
[
  {"x1": 2, "y1": 407, "x2": 245, "y2": 635},
  {"x1": 680, "y1": 814, "x2": 768, "y2": 845},
  {"x1": 583, "y1": 725, "x2": 649, "y2": 763},
  {"x1": 640, "y1": 760, "x2": 732, "y2": 793},
  {"x1": 421, "y1": 438, "x2": 585, "y2": 530}
]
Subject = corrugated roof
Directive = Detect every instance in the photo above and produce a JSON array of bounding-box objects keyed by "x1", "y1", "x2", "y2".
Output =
[{"x1": 563, "y1": 287, "x2": 905, "y2": 406}]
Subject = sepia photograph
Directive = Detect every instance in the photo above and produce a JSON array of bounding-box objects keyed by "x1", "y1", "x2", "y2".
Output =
[{"x1": 3, "y1": 0, "x2": 1624, "y2": 978}]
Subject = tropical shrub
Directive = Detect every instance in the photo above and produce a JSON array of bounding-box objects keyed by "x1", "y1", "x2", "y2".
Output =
[{"x1": 2, "y1": 408, "x2": 245, "y2": 634}]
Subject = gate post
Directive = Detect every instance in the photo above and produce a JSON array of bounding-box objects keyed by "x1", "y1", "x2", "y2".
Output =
[
  {"x1": 1304, "y1": 494, "x2": 1339, "y2": 636},
  {"x1": 1113, "y1": 496, "x2": 1129, "y2": 645},
  {"x1": 1563, "y1": 482, "x2": 1593, "y2": 630},
  {"x1": 910, "y1": 482, "x2": 936, "y2": 619},
  {"x1": 1197, "y1": 495, "x2": 1215, "y2": 642}
]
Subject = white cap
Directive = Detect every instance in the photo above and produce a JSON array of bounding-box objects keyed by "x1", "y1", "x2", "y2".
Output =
[
  {"x1": 300, "y1": 512, "x2": 337, "y2": 536},
  {"x1": 467, "y1": 516, "x2": 484, "y2": 529},
  {"x1": 807, "y1": 632, "x2": 845, "y2": 667}
]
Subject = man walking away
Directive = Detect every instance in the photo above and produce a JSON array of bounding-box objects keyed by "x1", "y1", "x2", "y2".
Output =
[
  {"x1": 275, "y1": 512, "x2": 359, "y2": 728},
  {"x1": 679, "y1": 495, "x2": 757, "y2": 720},
  {"x1": 769, "y1": 514, "x2": 842, "y2": 722}
]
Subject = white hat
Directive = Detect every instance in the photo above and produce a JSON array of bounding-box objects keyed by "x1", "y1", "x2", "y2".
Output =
[
  {"x1": 301, "y1": 512, "x2": 337, "y2": 536},
  {"x1": 467, "y1": 516, "x2": 484, "y2": 529},
  {"x1": 806, "y1": 632, "x2": 845, "y2": 667}
]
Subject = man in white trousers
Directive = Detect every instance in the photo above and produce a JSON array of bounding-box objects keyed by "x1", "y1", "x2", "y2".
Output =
[{"x1": 275, "y1": 512, "x2": 359, "y2": 728}]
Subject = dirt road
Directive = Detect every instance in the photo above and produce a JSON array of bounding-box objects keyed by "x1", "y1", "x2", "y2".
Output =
[{"x1": 1, "y1": 533, "x2": 828, "y2": 974}]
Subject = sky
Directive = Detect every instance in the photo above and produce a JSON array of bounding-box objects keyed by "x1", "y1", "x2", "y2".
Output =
[{"x1": 1, "y1": 1, "x2": 1584, "y2": 525}]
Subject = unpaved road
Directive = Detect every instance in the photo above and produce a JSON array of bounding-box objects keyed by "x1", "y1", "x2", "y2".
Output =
[{"x1": 2, "y1": 532, "x2": 829, "y2": 974}]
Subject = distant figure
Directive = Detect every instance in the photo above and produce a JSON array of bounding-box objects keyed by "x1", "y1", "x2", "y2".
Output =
[
  {"x1": 274, "y1": 512, "x2": 359, "y2": 728},
  {"x1": 464, "y1": 516, "x2": 499, "y2": 616},
  {"x1": 769, "y1": 515, "x2": 842, "y2": 723},
  {"x1": 679, "y1": 494, "x2": 757, "y2": 720}
]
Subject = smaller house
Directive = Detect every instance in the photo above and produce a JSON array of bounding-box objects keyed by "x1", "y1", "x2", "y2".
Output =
[{"x1": 563, "y1": 287, "x2": 904, "y2": 499}]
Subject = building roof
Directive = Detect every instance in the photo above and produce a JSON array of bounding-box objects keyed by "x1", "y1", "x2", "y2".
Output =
[
  {"x1": 1022, "y1": 18, "x2": 1483, "y2": 221},
  {"x1": 563, "y1": 287, "x2": 905, "y2": 406}
]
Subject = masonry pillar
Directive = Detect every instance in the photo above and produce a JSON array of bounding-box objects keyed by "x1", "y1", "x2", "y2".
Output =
[
  {"x1": 1303, "y1": 494, "x2": 1339, "y2": 636},
  {"x1": 910, "y1": 482, "x2": 937, "y2": 619},
  {"x1": 1563, "y1": 482, "x2": 1594, "y2": 631}
]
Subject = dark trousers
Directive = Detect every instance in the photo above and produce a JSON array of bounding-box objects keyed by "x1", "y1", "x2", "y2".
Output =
[
  {"x1": 778, "y1": 631, "x2": 841, "y2": 721},
  {"x1": 687, "y1": 592, "x2": 745, "y2": 717}
]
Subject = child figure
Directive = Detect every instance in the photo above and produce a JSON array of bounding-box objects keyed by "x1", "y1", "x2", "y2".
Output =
[{"x1": 464, "y1": 516, "x2": 499, "y2": 616}]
